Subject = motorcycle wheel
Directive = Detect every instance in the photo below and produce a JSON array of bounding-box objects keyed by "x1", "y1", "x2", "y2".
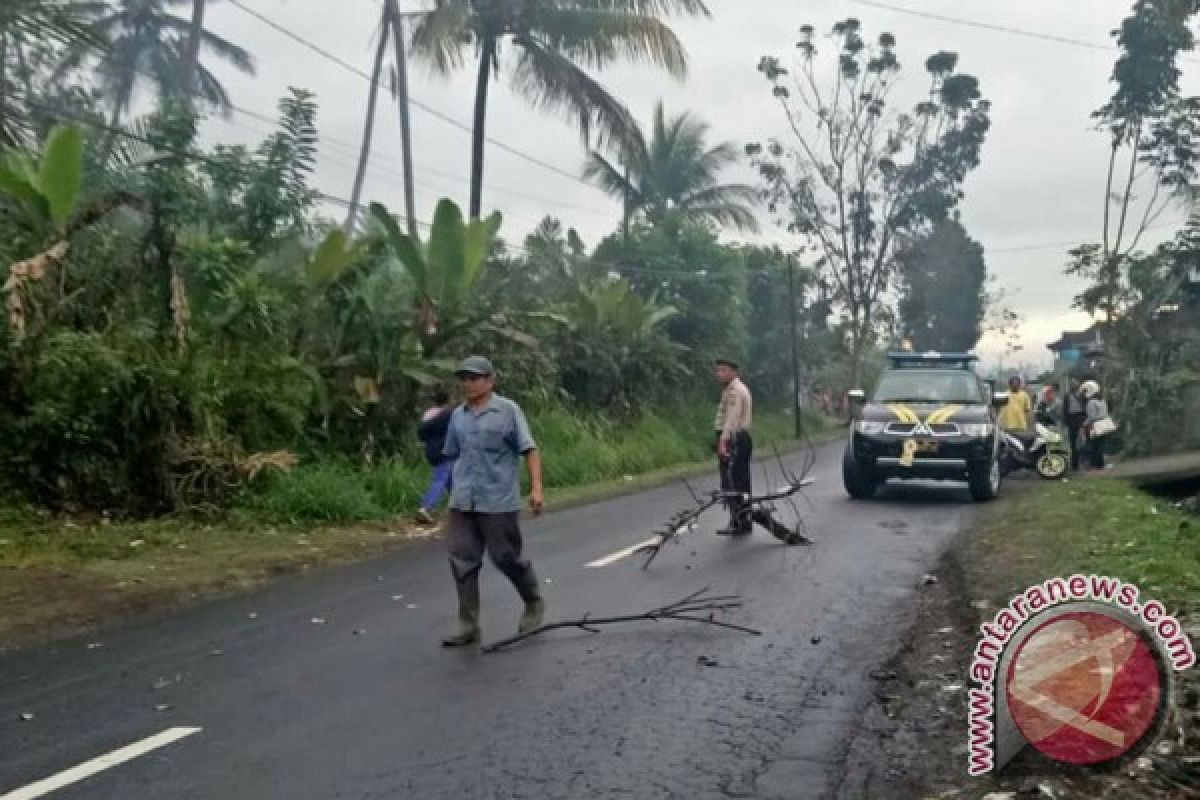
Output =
[{"x1": 1035, "y1": 452, "x2": 1069, "y2": 480}]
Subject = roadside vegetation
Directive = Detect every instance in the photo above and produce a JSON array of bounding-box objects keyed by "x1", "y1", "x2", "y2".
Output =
[{"x1": 967, "y1": 479, "x2": 1199, "y2": 615}]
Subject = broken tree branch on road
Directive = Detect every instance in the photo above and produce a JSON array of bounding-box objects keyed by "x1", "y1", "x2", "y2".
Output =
[
  {"x1": 634, "y1": 443, "x2": 818, "y2": 570},
  {"x1": 481, "y1": 588, "x2": 761, "y2": 653}
]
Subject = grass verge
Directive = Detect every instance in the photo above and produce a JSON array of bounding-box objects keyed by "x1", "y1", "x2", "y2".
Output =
[
  {"x1": 964, "y1": 477, "x2": 1199, "y2": 612},
  {"x1": 0, "y1": 410, "x2": 836, "y2": 649}
]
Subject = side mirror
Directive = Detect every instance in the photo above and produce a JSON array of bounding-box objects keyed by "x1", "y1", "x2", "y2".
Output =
[
  {"x1": 847, "y1": 389, "x2": 866, "y2": 404},
  {"x1": 992, "y1": 391, "x2": 1009, "y2": 408}
]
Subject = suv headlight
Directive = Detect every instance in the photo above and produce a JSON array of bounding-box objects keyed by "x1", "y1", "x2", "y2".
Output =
[
  {"x1": 959, "y1": 423, "x2": 994, "y2": 437},
  {"x1": 855, "y1": 420, "x2": 886, "y2": 435}
]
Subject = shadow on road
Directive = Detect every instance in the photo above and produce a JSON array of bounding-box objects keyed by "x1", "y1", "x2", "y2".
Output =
[{"x1": 869, "y1": 480, "x2": 974, "y2": 505}]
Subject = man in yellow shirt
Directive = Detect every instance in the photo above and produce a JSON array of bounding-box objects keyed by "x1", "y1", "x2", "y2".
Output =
[{"x1": 999, "y1": 375, "x2": 1033, "y2": 432}]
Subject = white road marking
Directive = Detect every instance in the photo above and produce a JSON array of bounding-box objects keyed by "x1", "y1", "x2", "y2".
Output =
[
  {"x1": 585, "y1": 537, "x2": 663, "y2": 568},
  {"x1": 2, "y1": 727, "x2": 202, "y2": 800}
]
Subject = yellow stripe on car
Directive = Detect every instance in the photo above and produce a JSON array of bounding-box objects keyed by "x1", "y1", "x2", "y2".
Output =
[
  {"x1": 887, "y1": 404, "x2": 919, "y2": 424},
  {"x1": 926, "y1": 405, "x2": 963, "y2": 425}
]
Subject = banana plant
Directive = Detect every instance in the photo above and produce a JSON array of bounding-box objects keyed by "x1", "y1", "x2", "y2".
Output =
[
  {"x1": 0, "y1": 124, "x2": 85, "y2": 234},
  {"x1": 369, "y1": 196, "x2": 504, "y2": 356},
  {"x1": 1, "y1": 125, "x2": 87, "y2": 341},
  {"x1": 305, "y1": 228, "x2": 369, "y2": 287}
]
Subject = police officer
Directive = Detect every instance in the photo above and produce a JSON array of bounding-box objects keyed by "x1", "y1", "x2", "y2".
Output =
[{"x1": 713, "y1": 357, "x2": 809, "y2": 545}]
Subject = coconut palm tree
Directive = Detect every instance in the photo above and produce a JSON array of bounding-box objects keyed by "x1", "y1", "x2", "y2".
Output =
[
  {"x1": 410, "y1": 0, "x2": 709, "y2": 219},
  {"x1": 180, "y1": 0, "x2": 205, "y2": 99},
  {"x1": 57, "y1": 0, "x2": 254, "y2": 131},
  {"x1": 584, "y1": 100, "x2": 759, "y2": 232}
]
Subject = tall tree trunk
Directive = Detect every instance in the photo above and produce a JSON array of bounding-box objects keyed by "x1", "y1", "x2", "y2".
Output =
[
  {"x1": 621, "y1": 161, "x2": 631, "y2": 243},
  {"x1": 384, "y1": 0, "x2": 417, "y2": 238},
  {"x1": 344, "y1": 10, "x2": 389, "y2": 236},
  {"x1": 469, "y1": 36, "x2": 496, "y2": 220},
  {"x1": 181, "y1": 0, "x2": 207, "y2": 104},
  {"x1": 0, "y1": 34, "x2": 9, "y2": 146}
]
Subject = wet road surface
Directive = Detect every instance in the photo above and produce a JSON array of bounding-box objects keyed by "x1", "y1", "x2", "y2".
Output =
[{"x1": 1, "y1": 443, "x2": 977, "y2": 799}]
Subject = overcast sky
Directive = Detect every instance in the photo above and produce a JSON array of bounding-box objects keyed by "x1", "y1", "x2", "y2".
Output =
[{"x1": 192, "y1": 0, "x2": 1197, "y2": 372}]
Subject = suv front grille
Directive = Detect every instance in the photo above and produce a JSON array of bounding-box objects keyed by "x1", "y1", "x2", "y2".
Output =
[{"x1": 883, "y1": 421, "x2": 962, "y2": 436}]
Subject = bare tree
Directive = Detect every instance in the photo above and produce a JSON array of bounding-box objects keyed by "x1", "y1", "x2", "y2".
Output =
[
  {"x1": 748, "y1": 19, "x2": 990, "y2": 387},
  {"x1": 1068, "y1": 0, "x2": 1200, "y2": 321}
]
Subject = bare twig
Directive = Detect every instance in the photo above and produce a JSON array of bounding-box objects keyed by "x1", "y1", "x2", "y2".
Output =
[{"x1": 481, "y1": 588, "x2": 761, "y2": 653}]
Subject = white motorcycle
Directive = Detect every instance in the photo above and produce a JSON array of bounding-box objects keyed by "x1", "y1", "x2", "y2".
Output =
[{"x1": 1000, "y1": 418, "x2": 1070, "y2": 480}]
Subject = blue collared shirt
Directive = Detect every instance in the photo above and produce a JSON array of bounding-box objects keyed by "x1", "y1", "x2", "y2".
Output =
[{"x1": 443, "y1": 394, "x2": 537, "y2": 513}]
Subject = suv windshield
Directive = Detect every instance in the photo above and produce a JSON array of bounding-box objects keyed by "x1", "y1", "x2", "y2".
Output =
[{"x1": 872, "y1": 369, "x2": 984, "y2": 405}]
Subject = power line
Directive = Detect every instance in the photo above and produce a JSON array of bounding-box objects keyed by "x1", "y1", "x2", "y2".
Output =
[
  {"x1": 225, "y1": 0, "x2": 594, "y2": 186},
  {"x1": 846, "y1": 0, "x2": 1200, "y2": 64},
  {"x1": 989, "y1": 218, "x2": 1187, "y2": 253}
]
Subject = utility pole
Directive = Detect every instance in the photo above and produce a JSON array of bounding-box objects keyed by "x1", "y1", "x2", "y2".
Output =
[{"x1": 787, "y1": 255, "x2": 802, "y2": 438}]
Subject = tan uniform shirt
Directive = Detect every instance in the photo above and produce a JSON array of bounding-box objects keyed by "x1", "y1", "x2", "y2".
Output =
[{"x1": 715, "y1": 378, "x2": 753, "y2": 440}]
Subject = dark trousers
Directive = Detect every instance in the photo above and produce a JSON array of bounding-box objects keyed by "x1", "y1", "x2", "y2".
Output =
[
  {"x1": 1088, "y1": 434, "x2": 1107, "y2": 469},
  {"x1": 1065, "y1": 413, "x2": 1086, "y2": 470},
  {"x1": 446, "y1": 510, "x2": 539, "y2": 601},
  {"x1": 717, "y1": 430, "x2": 753, "y2": 531}
]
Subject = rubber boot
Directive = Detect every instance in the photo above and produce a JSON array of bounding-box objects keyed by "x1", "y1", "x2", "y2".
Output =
[
  {"x1": 441, "y1": 572, "x2": 481, "y2": 647},
  {"x1": 511, "y1": 565, "x2": 545, "y2": 634},
  {"x1": 717, "y1": 498, "x2": 752, "y2": 536}
]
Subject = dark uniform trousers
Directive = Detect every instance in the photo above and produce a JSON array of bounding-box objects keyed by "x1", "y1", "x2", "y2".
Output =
[
  {"x1": 717, "y1": 430, "x2": 754, "y2": 531},
  {"x1": 716, "y1": 430, "x2": 799, "y2": 541}
]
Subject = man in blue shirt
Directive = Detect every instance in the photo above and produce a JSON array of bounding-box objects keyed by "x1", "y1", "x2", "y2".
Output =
[{"x1": 440, "y1": 356, "x2": 545, "y2": 647}]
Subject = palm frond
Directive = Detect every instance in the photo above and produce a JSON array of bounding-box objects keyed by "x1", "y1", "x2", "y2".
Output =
[
  {"x1": 569, "y1": 0, "x2": 711, "y2": 17},
  {"x1": 2, "y1": 0, "x2": 103, "y2": 48},
  {"x1": 678, "y1": 196, "x2": 760, "y2": 232},
  {"x1": 196, "y1": 27, "x2": 256, "y2": 74},
  {"x1": 696, "y1": 140, "x2": 742, "y2": 175},
  {"x1": 194, "y1": 62, "x2": 234, "y2": 115},
  {"x1": 510, "y1": 35, "x2": 639, "y2": 152},
  {"x1": 583, "y1": 150, "x2": 641, "y2": 204},
  {"x1": 409, "y1": 0, "x2": 471, "y2": 75},
  {"x1": 529, "y1": 9, "x2": 688, "y2": 77}
]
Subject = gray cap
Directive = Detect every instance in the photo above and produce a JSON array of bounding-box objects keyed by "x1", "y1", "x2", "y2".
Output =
[{"x1": 455, "y1": 355, "x2": 494, "y2": 376}]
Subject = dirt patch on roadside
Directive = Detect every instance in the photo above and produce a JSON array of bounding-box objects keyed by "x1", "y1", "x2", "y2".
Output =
[
  {"x1": 838, "y1": 484, "x2": 1200, "y2": 799},
  {"x1": 0, "y1": 522, "x2": 441, "y2": 652}
]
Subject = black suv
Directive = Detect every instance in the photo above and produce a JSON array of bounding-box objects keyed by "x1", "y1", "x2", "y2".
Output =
[{"x1": 842, "y1": 352, "x2": 1003, "y2": 502}]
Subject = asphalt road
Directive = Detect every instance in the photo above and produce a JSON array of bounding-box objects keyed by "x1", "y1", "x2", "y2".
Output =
[{"x1": 1, "y1": 442, "x2": 977, "y2": 800}]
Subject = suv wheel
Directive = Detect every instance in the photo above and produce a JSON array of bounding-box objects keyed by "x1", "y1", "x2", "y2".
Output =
[
  {"x1": 968, "y1": 456, "x2": 1001, "y2": 502},
  {"x1": 843, "y1": 446, "x2": 879, "y2": 500}
]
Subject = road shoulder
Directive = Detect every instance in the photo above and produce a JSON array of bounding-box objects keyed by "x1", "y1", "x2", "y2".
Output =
[{"x1": 838, "y1": 477, "x2": 1200, "y2": 799}]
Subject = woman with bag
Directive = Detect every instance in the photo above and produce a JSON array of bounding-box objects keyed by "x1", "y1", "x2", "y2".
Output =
[{"x1": 1080, "y1": 380, "x2": 1116, "y2": 471}]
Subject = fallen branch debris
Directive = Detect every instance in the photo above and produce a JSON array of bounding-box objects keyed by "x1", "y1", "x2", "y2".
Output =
[
  {"x1": 481, "y1": 587, "x2": 760, "y2": 653},
  {"x1": 634, "y1": 441, "x2": 818, "y2": 569}
]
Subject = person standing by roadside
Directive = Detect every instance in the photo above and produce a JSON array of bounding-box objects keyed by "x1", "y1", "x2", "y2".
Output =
[
  {"x1": 1063, "y1": 377, "x2": 1087, "y2": 471},
  {"x1": 440, "y1": 356, "x2": 545, "y2": 648},
  {"x1": 713, "y1": 358, "x2": 809, "y2": 545},
  {"x1": 1081, "y1": 380, "x2": 1114, "y2": 471},
  {"x1": 999, "y1": 375, "x2": 1033, "y2": 434},
  {"x1": 415, "y1": 387, "x2": 455, "y2": 524},
  {"x1": 1037, "y1": 382, "x2": 1063, "y2": 426}
]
